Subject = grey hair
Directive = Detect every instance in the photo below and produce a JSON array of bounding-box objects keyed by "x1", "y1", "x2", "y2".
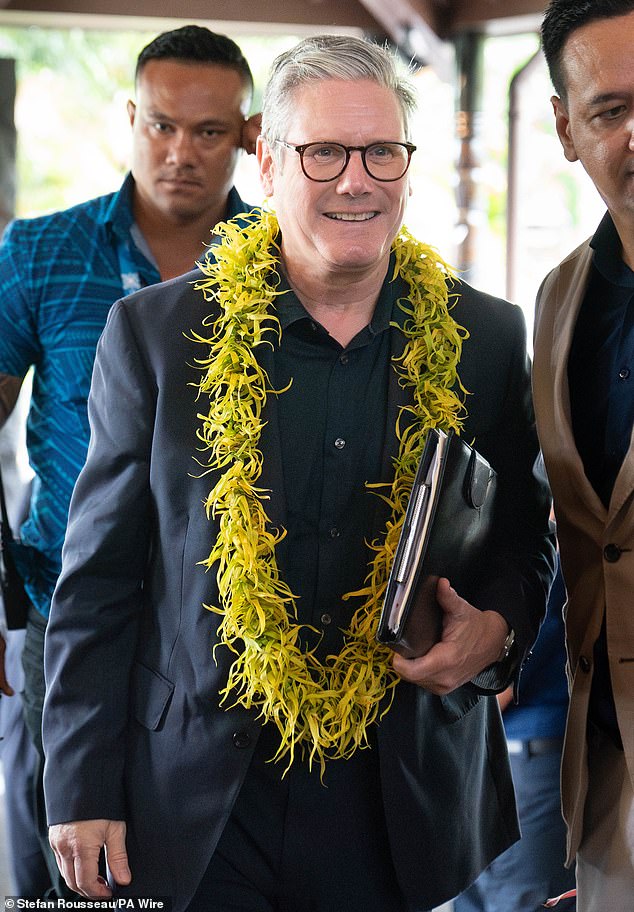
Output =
[{"x1": 261, "y1": 35, "x2": 418, "y2": 147}]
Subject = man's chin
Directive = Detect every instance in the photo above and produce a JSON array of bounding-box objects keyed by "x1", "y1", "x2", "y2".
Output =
[{"x1": 324, "y1": 244, "x2": 391, "y2": 273}]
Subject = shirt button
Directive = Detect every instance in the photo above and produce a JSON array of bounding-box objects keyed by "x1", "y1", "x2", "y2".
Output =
[
  {"x1": 579, "y1": 656, "x2": 591, "y2": 674},
  {"x1": 329, "y1": 527, "x2": 340, "y2": 539},
  {"x1": 334, "y1": 437, "x2": 346, "y2": 450},
  {"x1": 233, "y1": 731, "x2": 251, "y2": 749},
  {"x1": 340, "y1": 354, "x2": 349, "y2": 365},
  {"x1": 618, "y1": 367, "x2": 630, "y2": 380},
  {"x1": 604, "y1": 543, "x2": 622, "y2": 563},
  {"x1": 321, "y1": 613, "x2": 332, "y2": 625}
]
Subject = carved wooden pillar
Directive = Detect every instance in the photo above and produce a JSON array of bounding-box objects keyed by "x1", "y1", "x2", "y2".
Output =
[{"x1": 454, "y1": 32, "x2": 484, "y2": 280}]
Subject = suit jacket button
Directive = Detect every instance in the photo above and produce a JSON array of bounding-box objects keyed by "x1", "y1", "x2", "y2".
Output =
[
  {"x1": 579, "y1": 656, "x2": 591, "y2": 674},
  {"x1": 233, "y1": 731, "x2": 251, "y2": 749},
  {"x1": 603, "y1": 543, "x2": 622, "y2": 563}
]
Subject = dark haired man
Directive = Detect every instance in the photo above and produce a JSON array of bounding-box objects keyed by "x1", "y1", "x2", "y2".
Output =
[
  {"x1": 0, "y1": 24, "x2": 258, "y2": 895},
  {"x1": 534, "y1": 1, "x2": 634, "y2": 908}
]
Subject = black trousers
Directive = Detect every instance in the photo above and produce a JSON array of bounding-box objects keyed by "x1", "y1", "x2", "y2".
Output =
[
  {"x1": 21, "y1": 605, "x2": 75, "y2": 899},
  {"x1": 187, "y1": 723, "x2": 428, "y2": 912}
]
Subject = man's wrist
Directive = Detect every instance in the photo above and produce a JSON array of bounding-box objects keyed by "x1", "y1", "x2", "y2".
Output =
[{"x1": 497, "y1": 627, "x2": 515, "y2": 663}]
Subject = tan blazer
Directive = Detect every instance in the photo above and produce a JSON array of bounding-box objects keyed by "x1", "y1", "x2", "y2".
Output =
[{"x1": 533, "y1": 235, "x2": 634, "y2": 861}]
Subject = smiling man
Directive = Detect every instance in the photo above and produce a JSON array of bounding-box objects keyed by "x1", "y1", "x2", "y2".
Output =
[
  {"x1": 42, "y1": 35, "x2": 554, "y2": 912},
  {"x1": 534, "y1": 2, "x2": 634, "y2": 909},
  {"x1": 0, "y1": 24, "x2": 258, "y2": 897}
]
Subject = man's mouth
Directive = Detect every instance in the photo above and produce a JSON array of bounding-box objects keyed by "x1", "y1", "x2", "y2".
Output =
[
  {"x1": 324, "y1": 211, "x2": 378, "y2": 221},
  {"x1": 160, "y1": 176, "x2": 201, "y2": 187}
]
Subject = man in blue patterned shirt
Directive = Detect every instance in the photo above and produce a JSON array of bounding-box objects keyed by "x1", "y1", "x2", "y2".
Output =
[{"x1": 0, "y1": 24, "x2": 258, "y2": 895}]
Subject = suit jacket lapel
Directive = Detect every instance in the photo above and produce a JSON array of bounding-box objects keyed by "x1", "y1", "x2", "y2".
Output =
[
  {"x1": 609, "y1": 423, "x2": 634, "y2": 522},
  {"x1": 551, "y1": 246, "x2": 608, "y2": 523},
  {"x1": 370, "y1": 295, "x2": 421, "y2": 541}
]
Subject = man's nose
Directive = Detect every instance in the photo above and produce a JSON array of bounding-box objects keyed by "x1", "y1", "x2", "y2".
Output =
[
  {"x1": 335, "y1": 150, "x2": 373, "y2": 194},
  {"x1": 166, "y1": 131, "x2": 196, "y2": 165}
]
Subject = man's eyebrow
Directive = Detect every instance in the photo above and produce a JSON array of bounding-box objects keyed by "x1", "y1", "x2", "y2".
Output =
[
  {"x1": 145, "y1": 108, "x2": 232, "y2": 128},
  {"x1": 587, "y1": 91, "x2": 629, "y2": 107},
  {"x1": 144, "y1": 108, "x2": 174, "y2": 121}
]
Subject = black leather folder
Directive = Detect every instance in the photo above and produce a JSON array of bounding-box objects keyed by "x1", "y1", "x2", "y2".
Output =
[{"x1": 377, "y1": 428, "x2": 497, "y2": 658}]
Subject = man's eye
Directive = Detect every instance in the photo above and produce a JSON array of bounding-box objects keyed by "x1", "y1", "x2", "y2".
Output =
[
  {"x1": 152, "y1": 122, "x2": 171, "y2": 134},
  {"x1": 599, "y1": 105, "x2": 627, "y2": 120},
  {"x1": 368, "y1": 145, "x2": 393, "y2": 161},
  {"x1": 310, "y1": 145, "x2": 342, "y2": 161}
]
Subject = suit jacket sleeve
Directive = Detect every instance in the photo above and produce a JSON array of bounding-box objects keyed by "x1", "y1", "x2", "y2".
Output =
[
  {"x1": 43, "y1": 297, "x2": 155, "y2": 824},
  {"x1": 454, "y1": 284, "x2": 556, "y2": 691}
]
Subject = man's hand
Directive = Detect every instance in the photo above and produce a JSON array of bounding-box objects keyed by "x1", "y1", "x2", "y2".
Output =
[
  {"x1": 240, "y1": 113, "x2": 262, "y2": 155},
  {"x1": 49, "y1": 819, "x2": 131, "y2": 897},
  {"x1": 0, "y1": 633, "x2": 15, "y2": 696},
  {"x1": 392, "y1": 577, "x2": 509, "y2": 694}
]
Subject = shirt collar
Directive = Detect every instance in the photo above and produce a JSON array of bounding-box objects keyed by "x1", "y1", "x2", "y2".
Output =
[
  {"x1": 224, "y1": 186, "x2": 253, "y2": 223},
  {"x1": 102, "y1": 175, "x2": 253, "y2": 243},
  {"x1": 103, "y1": 172, "x2": 136, "y2": 242},
  {"x1": 590, "y1": 211, "x2": 634, "y2": 288}
]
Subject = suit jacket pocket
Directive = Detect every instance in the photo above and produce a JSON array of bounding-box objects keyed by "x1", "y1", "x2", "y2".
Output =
[
  {"x1": 439, "y1": 683, "x2": 481, "y2": 723},
  {"x1": 131, "y1": 661, "x2": 175, "y2": 731}
]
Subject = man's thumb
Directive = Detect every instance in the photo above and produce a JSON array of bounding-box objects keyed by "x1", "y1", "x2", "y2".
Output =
[
  {"x1": 436, "y1": 576, "x2": 458, "y2": 610},
  {"x1": 105, "y1": 824, "x2": 132, "y2": 885}
]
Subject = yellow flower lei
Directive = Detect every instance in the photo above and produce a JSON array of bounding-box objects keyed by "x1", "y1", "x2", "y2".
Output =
[{"x1": 192, "y1": 209, "x2": 467, "y2": 773}]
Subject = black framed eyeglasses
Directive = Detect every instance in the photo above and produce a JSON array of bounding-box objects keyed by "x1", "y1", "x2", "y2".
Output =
[{"x1": 275, "y1": 140, "x2": 416, "y2": 182}]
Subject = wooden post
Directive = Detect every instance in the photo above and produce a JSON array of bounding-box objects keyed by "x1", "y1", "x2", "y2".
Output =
[
  {"x1": 454, "y1": 32, "x2": 484, "y2": 280},
  {"x1": 0, "y1": 58, "x2": 17, "y2": 234}
]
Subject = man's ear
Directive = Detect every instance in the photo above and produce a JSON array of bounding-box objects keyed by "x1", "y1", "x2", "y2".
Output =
[
  {"x1": 552, "y1": 95, "x2": 579, "y2": 163},
  {"x1": 240, "y1": 113, "x2": 262, "y2": 155},
  {"x1": 257, "y1": 135, "x2": 276, "y2": 197},
  {"x1": 127, "y1": 99, "x2": 136, "y2": 128}
]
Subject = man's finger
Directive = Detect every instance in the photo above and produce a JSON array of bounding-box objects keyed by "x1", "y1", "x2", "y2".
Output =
[
  {"x1": 73, "y1": 850, "x2": 111, "y2": 898},
  {"x1": 0, "y1": 636, "x2": 15, "y2": 696},
  {"x1": 51, "y1": 842, "x2": 80, "y2": 895},
  {"x1": 241, "y1": 113, "x2": 262, "y2": 154}
]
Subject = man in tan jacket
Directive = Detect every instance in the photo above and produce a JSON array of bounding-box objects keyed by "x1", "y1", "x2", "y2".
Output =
[{"x1": 534, "y1": 2, "x2": 634, "y2": 909}]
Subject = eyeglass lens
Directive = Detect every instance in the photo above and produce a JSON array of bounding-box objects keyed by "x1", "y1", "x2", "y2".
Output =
[{"x1": 300, "y1": 143, "x2": 411, "y2": 181}]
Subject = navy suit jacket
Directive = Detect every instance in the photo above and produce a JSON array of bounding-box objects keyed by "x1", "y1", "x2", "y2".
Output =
[{"x1": 43, "y1": 264, "x2": 554, "y2": 910}]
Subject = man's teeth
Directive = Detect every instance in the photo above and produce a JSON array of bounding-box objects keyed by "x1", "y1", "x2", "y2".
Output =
[{"x1": 326, "y1": 212, "x2": 376, "y2": 221}]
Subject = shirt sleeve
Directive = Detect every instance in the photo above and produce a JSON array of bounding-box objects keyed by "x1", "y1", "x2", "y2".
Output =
[{"x1": 0, "y1": 220, "x2": 41, "y2": 378}]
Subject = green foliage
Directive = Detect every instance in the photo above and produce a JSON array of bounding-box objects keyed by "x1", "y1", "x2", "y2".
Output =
[{"x1": 0, "y1": 26, "x2": 152, "y2": 98}]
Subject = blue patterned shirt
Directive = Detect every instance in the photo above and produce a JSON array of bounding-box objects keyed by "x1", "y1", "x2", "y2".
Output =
[{"x1": 0, "y1": 174, "x2": 251, "y2": 617}]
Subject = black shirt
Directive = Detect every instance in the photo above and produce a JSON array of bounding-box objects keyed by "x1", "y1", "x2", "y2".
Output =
[
  {"x1": 270, "y1": 271, "x2": 395, "y2": 659},
  {"x1": 568, "y1": 211, "x2": 634, "y2": 745},
  {"x1": 568, "y1": 212, "x2": 634, "y2": 507}
]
